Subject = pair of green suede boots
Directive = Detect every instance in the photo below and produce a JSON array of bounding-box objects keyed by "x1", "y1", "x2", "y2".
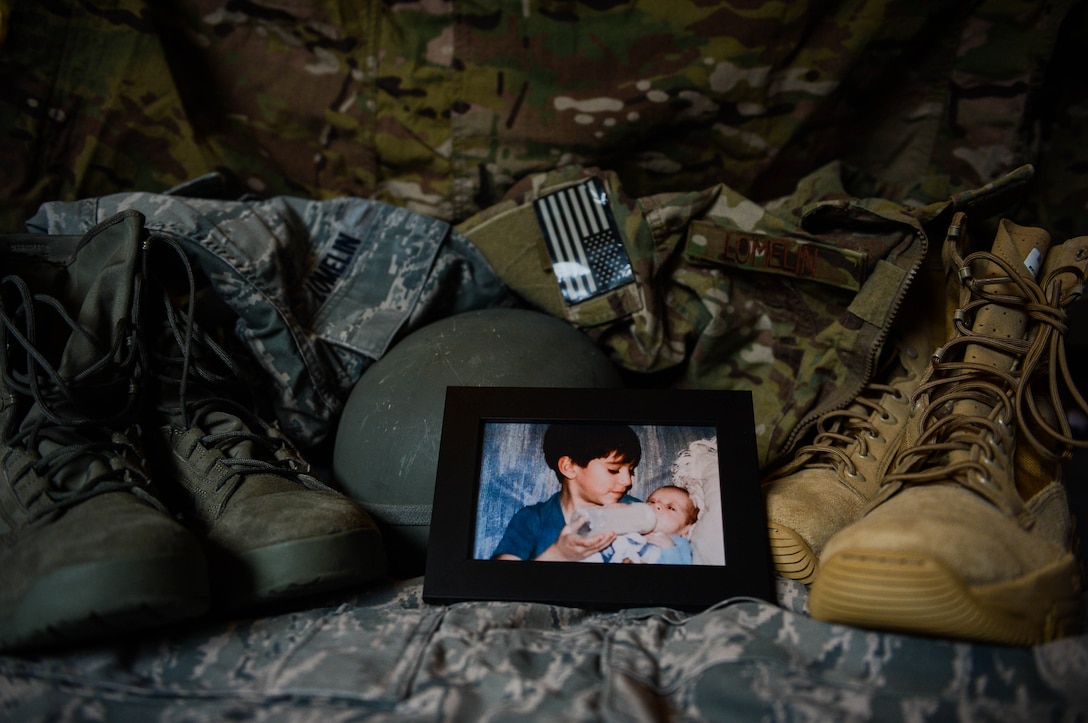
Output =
[
  {"x1": 0, "y1": 212, "x2": 385, "y2": 652},
  {"x1": 765, "y1": 212, "x2": 1088, "y2": 645}
]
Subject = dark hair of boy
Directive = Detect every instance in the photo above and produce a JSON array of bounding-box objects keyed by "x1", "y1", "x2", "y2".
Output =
[{"x1": 541, "y1": 424, "x2": 643, "y2": 482}]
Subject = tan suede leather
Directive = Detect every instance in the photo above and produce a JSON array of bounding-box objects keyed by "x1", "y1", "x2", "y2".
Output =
[{"x1": 809, "y1": 218, "x2": 1088, "y2": 644}]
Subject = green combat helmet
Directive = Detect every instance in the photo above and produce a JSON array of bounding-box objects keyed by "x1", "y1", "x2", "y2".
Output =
[{"x1": 332, "y1": 307, "x2": 623, "y2": 576}]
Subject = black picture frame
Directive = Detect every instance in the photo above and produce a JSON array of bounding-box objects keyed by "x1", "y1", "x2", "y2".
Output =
[{"x1": 423, "y1": 386, "x2": 774, "y2": 611}]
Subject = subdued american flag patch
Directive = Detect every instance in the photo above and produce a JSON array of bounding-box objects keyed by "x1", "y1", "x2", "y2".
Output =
[{"x1": 533, "y1": 178, "x2": 634, "y2": 305}]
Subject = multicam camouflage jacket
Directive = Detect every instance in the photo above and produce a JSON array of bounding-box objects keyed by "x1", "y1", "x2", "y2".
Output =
[
  {"x1": 460, "y1": 161, "x2": 1037, "y2": 469},
  {"x1": 1, "y1": 0, "x2": 1085, "y2": 237}
]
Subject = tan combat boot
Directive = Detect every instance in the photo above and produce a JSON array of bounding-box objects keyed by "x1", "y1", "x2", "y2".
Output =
[
  {"x1": 809, "y1": 215, "x2": 1087, "y2": 645},
  {"x1": 762, "y1": 235, "x2": 954, "y2": 584}
]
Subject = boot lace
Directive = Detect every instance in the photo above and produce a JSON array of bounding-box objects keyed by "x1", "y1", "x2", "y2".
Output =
[
  {"x1": 1, "y1": 273, "x2": 162, "y2": 520},
  {"x1": 768, "y1": 345, "x2": 915, "y2": 481},
  {"x1": 885, "y1": 237, "x2": 1088, "y2": 493},
  {"x1": 145, "y1": 237, "x2": 318, "y2": 490}
]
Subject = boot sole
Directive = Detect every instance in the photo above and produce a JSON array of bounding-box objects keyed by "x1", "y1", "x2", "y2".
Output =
[
  {"x1": 0, "y1": 552, "x2": 210, "y2": 652},
  {"x1": 768, "y1": 524, "x2": 819, "y2": 584},
  {"x1": 809, "y1": 549, "x2": 1083, "y2": 645},
  {"x1": 211, "y1": 527, "x2": 387, "y2": 609}
]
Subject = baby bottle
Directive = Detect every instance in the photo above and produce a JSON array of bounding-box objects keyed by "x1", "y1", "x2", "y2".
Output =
[{"x1": 574, "y1": 503, "x2": 656, "y2": 536}]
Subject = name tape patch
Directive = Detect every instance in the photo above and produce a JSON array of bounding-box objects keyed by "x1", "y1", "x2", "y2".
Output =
[
  {"x1": 684, "y1": 220, "x2": 867, "y2": 291},
  {"x1": 534, "y1": 178, "x2": 634, "y2": 305},
  {"x1": 306, "y1": 231, "x2": 364, "y2": 304}
]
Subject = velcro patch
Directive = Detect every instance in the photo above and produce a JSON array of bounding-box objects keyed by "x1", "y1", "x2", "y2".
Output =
[
  {"x1": 0, "y1": 233, "x2": 83, "y2": 265},
  {"x1": 684, "y1": 220, "x2": 867, "y2": 291},
  {"x1": 305, "y1": 230, "x2": 365, "y2": 304},
  {"x1": 534, "y1": 178, "x2": 635, "y2": 305}
]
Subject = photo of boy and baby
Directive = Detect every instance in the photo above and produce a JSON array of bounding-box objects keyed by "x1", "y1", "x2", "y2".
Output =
[{"x1": 473, "y1": 423, "x2": 725, "y2": 566}]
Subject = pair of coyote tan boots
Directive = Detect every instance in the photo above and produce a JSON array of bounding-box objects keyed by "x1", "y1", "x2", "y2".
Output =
[
  {"x1": 764, "y1": 212, "x2": 1088, "y2": 645},
  {"x1": 1, "y1": 213, "x2": 386, "y2": 652}
]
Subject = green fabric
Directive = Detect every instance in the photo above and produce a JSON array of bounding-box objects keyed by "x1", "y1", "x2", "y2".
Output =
[
  {"x1": 461, "y1": 161, "x2": 1035, "y2": 469},
  {"x1": 1, "y1": 0, "x2": 1082, "y2": 235}
]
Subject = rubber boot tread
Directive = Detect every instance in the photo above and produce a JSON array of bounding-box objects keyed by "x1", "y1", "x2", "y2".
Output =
[
  {"x1": 810, "y1": 550, "x2": 1082, "y2": 645},
  {"x1": 0, "y1": 550, "x2": 209, "y2": 651},
  {"x1": 768, "y1": 525, "x2": 819, "y2": 584}
]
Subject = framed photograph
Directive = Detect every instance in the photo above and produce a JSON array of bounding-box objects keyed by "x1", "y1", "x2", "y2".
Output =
[{"x1": 423, "y1": 386, "x2": 774, "y2": 610}]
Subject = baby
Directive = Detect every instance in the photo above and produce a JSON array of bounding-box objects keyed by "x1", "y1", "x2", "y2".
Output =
[{"x1": 582, "y1": 484, "x2": 699, "y2": 565}]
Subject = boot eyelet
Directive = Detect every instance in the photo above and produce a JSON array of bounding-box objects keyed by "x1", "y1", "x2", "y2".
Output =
[{"x1": 878, "y1": 412, "x2": 897, "y2": 425}]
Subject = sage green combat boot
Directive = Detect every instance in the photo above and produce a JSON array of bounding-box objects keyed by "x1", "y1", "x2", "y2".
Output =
[
  {"x1": 810, "y1": 215, "x2": 1087, "y2": 645},
  {"x1": 0, "y1": 213, "x2": 209, "y2": 651},
  {"x1": 142, "y1": 236, "x2": 386, "y2": 609}
]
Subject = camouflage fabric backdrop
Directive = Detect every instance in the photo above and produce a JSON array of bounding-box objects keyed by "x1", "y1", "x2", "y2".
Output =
[{"x1": 2, "y1": 0, "x2": 1086, "y2": 237}]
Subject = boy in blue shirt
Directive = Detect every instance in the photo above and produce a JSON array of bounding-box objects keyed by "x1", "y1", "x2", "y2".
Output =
[{"x1": 493, "y1": 424, "x2": 642, "y2": 561}]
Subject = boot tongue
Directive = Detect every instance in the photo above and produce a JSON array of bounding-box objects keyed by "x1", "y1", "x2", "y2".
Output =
[
  {"x1": 942, "y1": 221, "x2": 1050, "y2": 486},
  {"x1": 959, "y1": 220, "x2": 1050, "y2": 395},
  {"x1": 57, "y1": 213, "x2": 141, "y2": 377},
  {"x1": 12, "y1": 214, "x2": 144, "y2": 499},
  {"x1": 983, "y1": 219, "x2": 1048, "y2": 286},
  {"x1": 35, "y1": 434, "x2": 115, "y2": 493},
  {"x1": 201, "y1": 409, "x2": 260, "y2": 461}
]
